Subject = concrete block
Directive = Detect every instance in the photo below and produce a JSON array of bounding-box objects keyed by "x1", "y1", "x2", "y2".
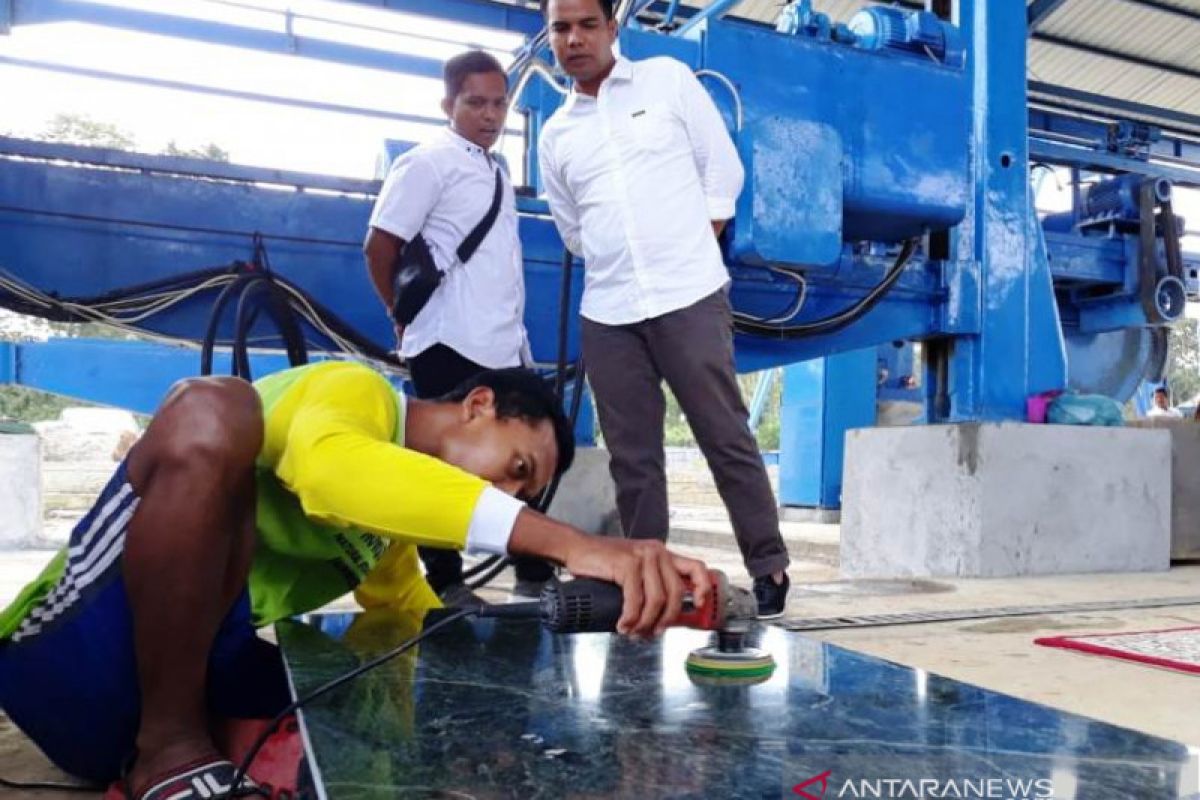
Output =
[
  {"x1": 1129, "y1": 419, "x2": 1200, "y2": 560},
  {"x1": 841, "y1": 423, "x2": 1171, "y2": 578},
  {"x1": 545, "y1": 447, "x2": 620, "y2": 536},
  {"x1": 0, "y1": 432, "x2": 41, "y2": 548},
  {"x1": 33, "y1": 407, "x2": 138, "y2": 462}
]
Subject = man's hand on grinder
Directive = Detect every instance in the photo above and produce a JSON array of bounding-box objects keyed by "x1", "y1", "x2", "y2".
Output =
[{"x1": 507, "y1": 509, "x2": 712, "y2": 637}]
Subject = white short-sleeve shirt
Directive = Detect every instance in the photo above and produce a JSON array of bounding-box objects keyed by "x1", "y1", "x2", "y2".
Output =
[{"x1": 370, "y1": 127, "x2": 530, "y2": 368}]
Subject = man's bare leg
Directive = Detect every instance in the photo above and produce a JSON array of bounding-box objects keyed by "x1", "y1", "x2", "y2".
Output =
[{"x1": 121, "y1": 378, "x2": 263, "y2": 794}]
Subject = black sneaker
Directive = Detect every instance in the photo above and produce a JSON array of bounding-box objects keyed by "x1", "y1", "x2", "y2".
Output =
[{"x1": 753, "y1": 572, "x2": 789, "y2": 620}]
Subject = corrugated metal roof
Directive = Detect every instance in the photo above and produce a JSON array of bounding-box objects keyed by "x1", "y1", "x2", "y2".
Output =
[
  {"x1": 655, "y1": 0, "x2": 1200, "y2": 130},
  {"x1": 1029, "y1": 0, "x2": 1200, "y2": 118}
]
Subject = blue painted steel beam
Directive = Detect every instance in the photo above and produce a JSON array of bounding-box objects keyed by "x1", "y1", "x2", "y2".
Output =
[
  {"x1": 1029, "y1": 81, "x2": 1200, "y2": 139},
  {"x1": 777, "y1": 350, "x2": 876, "y2": 509},
  {"x1": 746, "y1": 368, "x2": 777, "y2": 432},
  {"x1": 1027, "y1": 0, "x2": 1070, "y2": 32},
  {"x1": 336, "y1": 0, "x2": 543, "y2": 35},
  {"x1": 0, "y1": 338, "x2": 299, "y2": 414},
  {"x1": 0, "y1": 337, "x2": 596, "y2": 442},
  {"x1": 1028, "y1": 109, "x2": 1200, "y2": 167},
  {"x1": 1030, "y1": 139, "x2": 1200, "y2": 188},
  {"x1": 9, "y1": 0, "x2": 447, "y2": 78},
  {"x1": 947, "y1": 1, "x2": 1067, "y2": 421},
  {"x1": 673, "y1": 0, "x2": 743, "y2": 36}
]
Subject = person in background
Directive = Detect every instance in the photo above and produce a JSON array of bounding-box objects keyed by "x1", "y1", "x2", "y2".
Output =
[
  {"x1": 363, "y1": 50, "x2": 554, "y2": 605},
  {"x1": 1148, "y1": 387, "x2": 1183, "y2": 419},
  {"x1": 536, "y1": 0, "x2": 792, "y2": 618}
]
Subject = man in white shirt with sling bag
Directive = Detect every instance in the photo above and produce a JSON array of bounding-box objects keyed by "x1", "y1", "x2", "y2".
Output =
[{"x1": 364, "y1": 50, "x2": 553, "y2": 606}]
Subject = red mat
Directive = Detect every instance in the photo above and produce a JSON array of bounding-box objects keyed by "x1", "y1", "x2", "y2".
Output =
[{"x1": 1035, "y1": 625, "x2": 1200, "y2": 675}]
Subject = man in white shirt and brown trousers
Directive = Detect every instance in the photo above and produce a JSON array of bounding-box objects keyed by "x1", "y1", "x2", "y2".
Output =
[
  {"x1": 364, "y1": 50, "x2": 553, "y2": 605},
  {"x1": 537, "y1": 0, "x2": 791, "y2": 617}
]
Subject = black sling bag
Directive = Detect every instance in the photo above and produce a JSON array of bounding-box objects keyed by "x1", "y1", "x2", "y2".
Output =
[{"x1": 390, "y1": 167, "x2": 504, "y2": 327}]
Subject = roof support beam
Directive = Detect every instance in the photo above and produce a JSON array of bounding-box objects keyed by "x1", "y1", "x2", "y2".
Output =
[
  {"x1": 1033, "y1": 32, "x2": 1200, "y2": 82},
  {"x1": 1028, "y1": 81, "x2": 1200, "y2": 139},
  {"x1": 1118, "y1": 0, "x2": 1200, "y2": 24},
  {"x1": 1027, "y1": 0, "x2": 1070, "y2": 32}
]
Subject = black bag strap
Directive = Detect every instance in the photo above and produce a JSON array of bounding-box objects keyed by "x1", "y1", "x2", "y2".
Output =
[{"x1": 455, "y1": 167, "x2": 504, "y2": 265}]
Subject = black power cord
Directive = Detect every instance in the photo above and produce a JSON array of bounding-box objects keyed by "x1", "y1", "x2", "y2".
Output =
[
  {"x1": 0, "y1": 775, "x2": 106, "y2": 794},
  {"x1": 224, "y1": 607, "x2": 477, "y2": 798}
]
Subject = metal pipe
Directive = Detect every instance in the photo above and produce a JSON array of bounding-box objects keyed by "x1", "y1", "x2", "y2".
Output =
[
  {"x1": 617, "y1": 0, "x2": 656, "y2": 28},
  {"x1": 747, "y1": 369, "x2": 779, "y2": 433},
  {"x1": 694, "y1": 69, "x2": 743, "y2": 131},
  {"x1": 511, "y1": 57, "x2": 569, "y2": 102},
  {"x1": 675, "y1": 0, "x2": 745, "y2": 36},
  {"x1": 663, "y1": 0, "x2": 683, "y2": 26}
]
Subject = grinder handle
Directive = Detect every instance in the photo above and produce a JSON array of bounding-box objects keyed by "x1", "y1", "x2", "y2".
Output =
[{"x1": 540, "y1": 571, "x2": 724, "y2": 634}]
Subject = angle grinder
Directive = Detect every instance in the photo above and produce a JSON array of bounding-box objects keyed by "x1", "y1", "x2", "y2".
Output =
[{"x1": 478, "y1": 569, "x2": 776, "y2": 685}]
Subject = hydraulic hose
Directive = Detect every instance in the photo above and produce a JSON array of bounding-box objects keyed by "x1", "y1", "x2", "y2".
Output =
[{"x1": 733, "y1": 238, "x2": 920, "y2": 339}]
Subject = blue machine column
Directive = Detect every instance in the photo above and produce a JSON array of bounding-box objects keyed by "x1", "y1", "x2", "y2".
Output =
[
  {"x1": 944, "y1": 0, "x2": 1066, "y2": 421},
  {"x1": 777, "y1": 350, "x2": 876, "y2": 510}
]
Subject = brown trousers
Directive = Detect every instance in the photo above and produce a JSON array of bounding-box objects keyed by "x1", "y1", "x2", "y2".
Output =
[{"x1": 581, "y1": 289, "x2": 790, "y2": 579}]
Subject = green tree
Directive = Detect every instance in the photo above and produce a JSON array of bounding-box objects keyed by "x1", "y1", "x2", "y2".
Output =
[
  {"x1": 662, "y1": 371, "x2": 781, "y2": 451},
  {"x1": 1167, "y1": 317, "x2": 1200, "y2": 404},
  {"x1": 40, "y1": 113, "x2": 136, "y2": 150},
  {"x1": 162, "y1": 140, "x2": 230, "y2": 162},
  {"x1": 35, "y1": 113, "x2": 229, "y2": 162}
]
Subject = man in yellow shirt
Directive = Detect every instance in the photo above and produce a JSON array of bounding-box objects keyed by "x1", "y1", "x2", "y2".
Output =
[{"x1": 0, "y1": 361, "x2": 710, "y2": 800}]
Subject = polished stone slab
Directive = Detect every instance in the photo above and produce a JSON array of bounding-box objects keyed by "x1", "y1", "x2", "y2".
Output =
[{"x1": 277, "y1": 610, "x2": 1199, "y2": 800}]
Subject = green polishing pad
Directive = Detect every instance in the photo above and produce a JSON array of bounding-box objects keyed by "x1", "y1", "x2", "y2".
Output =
[{"x1": 685, "y1": 645, "x2": 776, "y2": 686}]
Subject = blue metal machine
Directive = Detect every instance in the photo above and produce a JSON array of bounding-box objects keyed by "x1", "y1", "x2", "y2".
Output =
[{"x1": 1, "y1": 0, "x2": 1198, "y2": 508}]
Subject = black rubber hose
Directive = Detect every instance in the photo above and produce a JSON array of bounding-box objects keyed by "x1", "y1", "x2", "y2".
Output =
[
  {"x1": 232, "y1": 277, "x2": 309, "y2": 381},
  {"x1": 734, "y1": 238, "x2": 919, "y2": 339},
  {"x1": 200, "y1": 272, "x2": 259, "y2": 376}
]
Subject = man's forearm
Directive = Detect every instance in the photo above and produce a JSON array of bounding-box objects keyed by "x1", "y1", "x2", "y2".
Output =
[{"x1": 506, "y1": 507, "x2": 584, "y2": 565}]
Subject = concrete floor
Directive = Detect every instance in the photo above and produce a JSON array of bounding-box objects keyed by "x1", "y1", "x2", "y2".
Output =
[{"x1": 2, "y1": 531, "x2": 1199, "y2": 798}]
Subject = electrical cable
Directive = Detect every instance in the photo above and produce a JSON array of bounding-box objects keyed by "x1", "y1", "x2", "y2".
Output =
[
  {"x1": 732, "y1": 266, "x2": 808, "y2": 325},
  {"x1": 0, "y1": 263, "x2": 399, "y2": 368},
  {"x1": 0, "y1": 776, "x2": 105, "y2": 794},
  {"x1": 733, "y1": 238, "x2": 919, "y2": 338},
  {"x1": 224, "y1": 607, "x2": 476, "y2": 799}
]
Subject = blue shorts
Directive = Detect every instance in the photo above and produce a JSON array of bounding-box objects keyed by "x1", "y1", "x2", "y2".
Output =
[{"x1": 0, "y1": 463, "x2": 289, "y2": 783}]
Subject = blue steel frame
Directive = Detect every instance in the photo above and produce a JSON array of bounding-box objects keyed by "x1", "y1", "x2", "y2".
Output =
[
  {"x1": 2, "y1": 0, "x2": 1199, "y2": 507},
  {"x1": 778, "y1": 350, "x2": 876, "y2": 510},
  {"x1": 939, "y1": 1, "x2": 1068, "y2": 422},
  {"x1": 0, "y1": 338, "x2": 303, "y2": 415}
]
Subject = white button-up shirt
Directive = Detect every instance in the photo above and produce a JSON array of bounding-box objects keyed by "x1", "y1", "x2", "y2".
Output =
[
  {"x1": 538, "y1": 56, "x2": 745, "y2": 325},
  {"x1": 370, "y1": 127, "x2": 529, "y2": 367}
]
